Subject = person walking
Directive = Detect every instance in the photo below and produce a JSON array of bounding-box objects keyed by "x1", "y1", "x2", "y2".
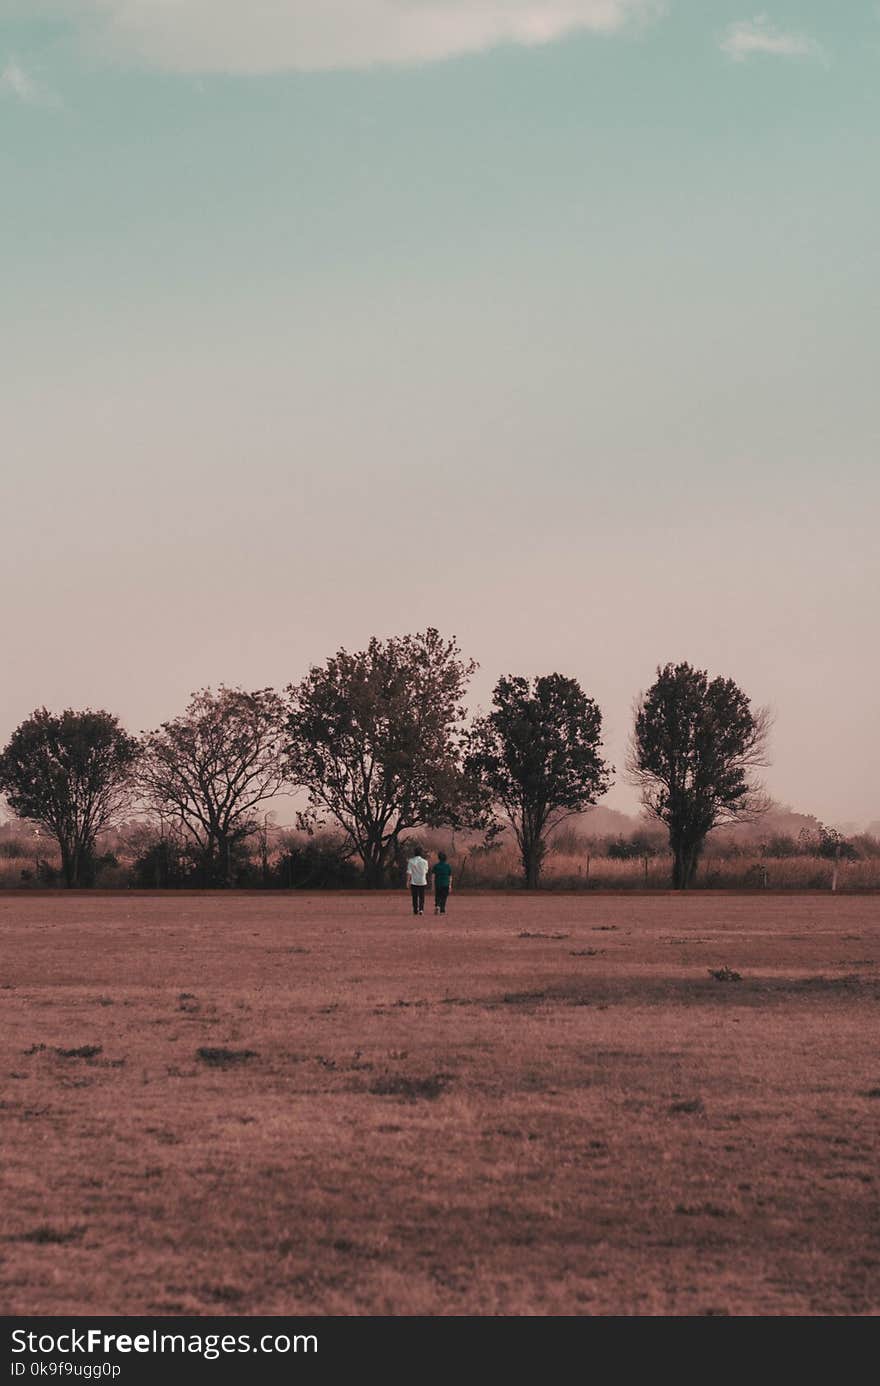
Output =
[
  {"x1": 431, "y1": 851, "x2": 453, "y2": 916},
  {"x1": 406, "y1": 847, "x2": 429, "y2": 916}
]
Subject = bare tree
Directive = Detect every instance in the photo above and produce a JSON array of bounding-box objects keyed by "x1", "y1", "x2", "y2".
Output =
[
  {"x1": 628, "y1": 662, "x2": 771, "y2": 889},
  {"x1": 140, "y1": 687, "x2": 286, "y2": 886},
  {"x1": 0, "y1": 708, "x2": 139, "y2": 887}
]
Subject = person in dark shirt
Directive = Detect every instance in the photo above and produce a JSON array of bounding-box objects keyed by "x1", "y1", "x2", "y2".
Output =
[{"x1": 431, "y1": 852, "x2": 453, "y2": 916}]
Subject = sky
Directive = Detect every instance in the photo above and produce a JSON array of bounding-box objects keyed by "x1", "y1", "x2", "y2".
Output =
[{"x1": 1, "y1": 2, "x2": 878, "y2": 829}]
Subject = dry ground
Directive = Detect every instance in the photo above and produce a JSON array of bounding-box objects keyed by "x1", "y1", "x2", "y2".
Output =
[{"x1": 1, "y1": 891, "x2": 878, "y2": 1317}]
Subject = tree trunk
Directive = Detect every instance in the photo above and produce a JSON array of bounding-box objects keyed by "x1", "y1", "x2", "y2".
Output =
[
  {"x1": 78, "y1": 845, "x2": 97, "y2": 887},
  {"x1": 684, "y1": 844, "x2": 701, "y2": 889},
  {"x1": 216, "y1": 833, "x2": 233, "y2": 888},
  {"x1": 522, "y1": 836, "x2": 543, "y2": 889},
  {"x1": 362, "y1": 846, "x2": 386, "y2": 889},
  {"x1": 60, "y1": 840, "x2": 76, "y2": 888},
  {"x1": 671, "y1": 835, "x2": 702, "y2": 890},
  {"x1": 671, "y1": 845, "x2": 685, "y2": 890},
  {"x1": 203, "y1": 837, "x2": 224, "y2": 887}
]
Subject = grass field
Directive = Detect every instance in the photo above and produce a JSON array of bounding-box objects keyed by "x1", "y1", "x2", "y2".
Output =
[{"x1": 1, "y1": 891, "x2": 879, "y2": 1317}]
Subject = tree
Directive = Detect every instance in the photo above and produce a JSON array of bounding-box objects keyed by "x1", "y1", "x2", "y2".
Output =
[
  {"x1": 816, "y1": 825, "x2": 859, "y2": 863},
  {"x1": 606, "y1": 832, "x2": 659, "y2": 861},
  {"x1": 285, "y1": 629, "x2": 476, "y2": 886},
  {"x1": 0, "y1": 708, "x2": 139, "y2": 887},
  {"x1": 628, "y1": 662, "x2": 770, "y2": 890},
  {"x1": 465, "y1": 674, "x2": 612, "y2": 888},
  {"x1": 140, "y1": 687, "x2": 286, "y2": 886}
]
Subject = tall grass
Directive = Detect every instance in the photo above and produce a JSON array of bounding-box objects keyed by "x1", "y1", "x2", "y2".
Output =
[
  {"x1": 0, "y1": 854, "x2": 55, "y2": 887},
  {"x1": 455, "y1": 845, "x2": 880, "y2": 891},
  {"x1": 0, "y1": 821, "x2": 877, "y2": 890}
]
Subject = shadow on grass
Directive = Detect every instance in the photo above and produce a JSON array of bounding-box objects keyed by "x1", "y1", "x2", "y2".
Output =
[
  {"x1": 196, "y1": 1047, "x2": 258, "y2": 1066},
  {"x1": 368, "y1": 1073, "x2": 453, "y2": 1101}
]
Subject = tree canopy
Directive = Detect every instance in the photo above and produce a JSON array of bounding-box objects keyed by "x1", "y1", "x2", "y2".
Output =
[
  {"x1": 466, "y1": 673, "x2": 612, "y2": 887},
  {"x1": 629, "y1": 662, "x2": 770, "y2": 889},
  {"x1": 285, "y1": 629, "x2": 476, "y2": 885},
  {"x1": 139, "y1": 686, "x2": 287, "y2": 886},
  {"x1": 0, "y1": 707, "x2": 139, "y2": 887}
]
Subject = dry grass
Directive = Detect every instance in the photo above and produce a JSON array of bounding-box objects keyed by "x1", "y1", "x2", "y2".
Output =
[
  {"x1": 463, "y1": 848, "x2": 880, "y2": 891},
  {"x1": 3, "y1": 838, "x2": 877, "y2": 892},
  {"x1": 0, "y1": 856, "x2": 43, "y2": 887},
  {"x1": 1, "y1": 891, "x2": 879, "y2": 1316}
]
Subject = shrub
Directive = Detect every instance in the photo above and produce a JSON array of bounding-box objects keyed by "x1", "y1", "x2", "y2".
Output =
[
  {"x1": 606, "y1": 834, "x2": 659, "y2": 861},
  {"x1": 274, "y1": 838, "x2": 359, "y2": 889},
  {"x1": 816, "y1": 826, "x2": 859, "y2": 861},
  {"x1": 761, "y1": 835, "x2": 799, "y2": 859},
  {"x1": 133, "y1": 840, "x2": 191, "y2": 888}
]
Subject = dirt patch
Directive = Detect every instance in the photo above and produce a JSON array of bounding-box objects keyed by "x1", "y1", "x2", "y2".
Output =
[
  {"x1": 517, "y1": 931, "x2": 570, "y2": 940},
  {"x1": 195, "y1": 1048, "x2": 258, "y2": 1067},
  {"x1": 368, "y1": 1073, "x2": 453, "y2": 1101},
  {"x1": 12, "y1": 1226, "x2": 86, "y2": 1245}
]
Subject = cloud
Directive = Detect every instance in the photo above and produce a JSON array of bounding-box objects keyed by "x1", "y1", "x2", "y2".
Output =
[
  {"x1": 720, "y1": 15, "x2": 823, "y2": 63},
  {"x1": 43, "y1": 1, "x2": 664, "y2": 74},
  {"x1": 0, "y1": 57, "x2": 59, "y2": 104}
]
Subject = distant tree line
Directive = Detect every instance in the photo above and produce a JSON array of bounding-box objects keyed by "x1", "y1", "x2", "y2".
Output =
[
  {"x1": 0, "y1": 630, "x2": 773, "y2": 891},
  {"x1": 598, "y1": 822, "x2": 871, "y2": 865}
]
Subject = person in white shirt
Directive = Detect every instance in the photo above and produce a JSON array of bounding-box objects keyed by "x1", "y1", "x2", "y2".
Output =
[{"x1": 406, "y1": 849, "x2": 429, "y2": 916}]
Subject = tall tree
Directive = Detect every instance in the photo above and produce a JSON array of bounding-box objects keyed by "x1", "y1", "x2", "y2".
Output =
[
  {"x1": 140, "y1": 687, "x2": 286, "y2": 886},
  {"x1": 465, "y1": 674, "x2": 612, "y2": 888},
  {"x1": 629, "y1": 662, "x2": 771, "y2": 889},
  {"x1": 0, "y1": 708, "x2": 139, "y2": 887},
  {"x1": 285, "y1": 629, "x2": 476, "y2": 886}
]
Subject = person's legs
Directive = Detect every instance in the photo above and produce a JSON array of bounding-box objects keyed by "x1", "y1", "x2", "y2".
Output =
[
  {"x1": 436, "y1": 886, "x2": 449, "y2": 915},
  {"x1": 411, "y1": 885, "x2": 420, "y2": 915}
]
